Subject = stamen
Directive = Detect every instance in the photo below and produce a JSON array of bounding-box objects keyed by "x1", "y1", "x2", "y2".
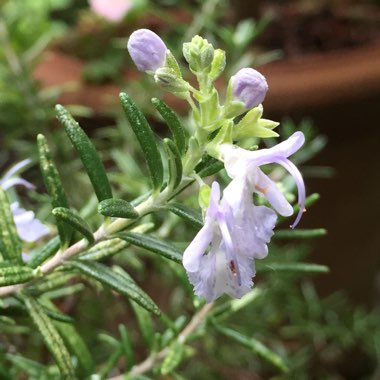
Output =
[
  {"x1": 256, "y1": 185, "x2": 268, "y2": 194},
  {"x1": 217, "y1": 211, "x2": 242, "y2": 286}
]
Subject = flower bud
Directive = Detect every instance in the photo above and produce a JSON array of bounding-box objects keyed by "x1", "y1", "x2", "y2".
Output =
[
  {"x1": 183, "y1": 36, "x2": 214, "y2": 72},
  {"x1": 127, "y1": 29, "x2": 168, "y2": 73},
  {"x1": 209, "y1": 49, "x2": 226, "y2": 81},
  {"x1": 231, "y1": 68, "x2": 268, "y2": 109}
]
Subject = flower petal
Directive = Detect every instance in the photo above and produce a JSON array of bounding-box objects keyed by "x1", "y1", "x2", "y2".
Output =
[
  {"x1": 256, "y1": 169, "x2": 293, "y2": 217},
  {"x1": 182, "y1": 221, "x2": 213, "y2": 273},
  {"x1": 11, "y1": 203, "x2": 49, "y2": 242},
  {"x1": 1, "y1": 159, "x2": 31, "y2": 182},
  {"x1": 277, "y1": 158, "x2": 306, "y2": 228},
  {"x1": 1, "y1": 178, "x2": 34, "y2": 190}
]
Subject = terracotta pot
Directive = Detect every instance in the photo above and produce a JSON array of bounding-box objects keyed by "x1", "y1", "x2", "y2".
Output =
[
  {"x1": 35, "y1": 37, "x2": 380, "y2": 116},
  {"x1": 260, "y1": 39, "x2": 380, "y2": 116}
]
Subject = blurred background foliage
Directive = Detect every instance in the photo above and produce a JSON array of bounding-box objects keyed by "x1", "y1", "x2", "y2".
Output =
[{"x1": 1, "y1": 0, "x2": 380, "y2": 378}]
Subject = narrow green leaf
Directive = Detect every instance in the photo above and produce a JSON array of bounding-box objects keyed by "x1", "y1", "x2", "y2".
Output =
[
  {"x1": 27, "y1": 273, "x2": 75, "y2": 297},
  {"x1": 99, "y1": 345, "x2": 123, "y2": 379},
  {"x1": 164, "y1": 138, "x2": 183, "y2": 189},
  {"x1": 40, "y1": 306, "x2": 74, "y2": 324},
  {"x1": 52, "y1": 207, "x2": 94, "y2": 243},
  {"x1": 28, "y1": 236, "x2": 60, "y2": 268},
  {"x1": 152, "y1": 98, "x2": 186, "y2": 155},
  {"x1": 118, "y1": 325, "x2": 134, "y2": 370},
  {"x1": 215, "y1": 324, "x2": 288, "y2": 373},
  {"x1": 211, "y1": 289, "x2": 262, "y2": 319},
  {"x1": 0, "y1": 188, "x2": 22, "y2": 264},
  {"x1": 0, "y1": 315, "x2": 16, "y2": 325},
  {"x1": 56, "y1": 104, "x2": 113, "y2": 202},
  {"x1": 79, "y1": 238, "x2": 128, "y2": 261},
  {"x1": 197, "y1": 159, "x2": 224, "y2": 177},
  {"x1": 120, "y1": 93, "x2": 163, "y2": 191},
  {"x1": 118, "y1": 232, "x2": 182, "y2": 263},
  {"x1": 161, "y1": 341, "x2": 184, "y2": 375},
  {"x1": 274, "y1": 228, "x2": 327, "y2": 239},
  {"x1": 0, "y1": 265, "x2": 34, "y2": 286},
  {"x1": 257, "y1": 262, "x2": 330, "y2": 274},
  {"x1": 43, "y1": 299, "x2": 95, "y2": 377},
  {"x1": 130, "y1": 300, "x2": 155, "y2": 350},
  {"x1": 6, "y1": 354, "x2": 45, "y2": 378},
  {"x1": 98, "y1": 198, "x2": 139, "y2": 219},
  {"x1": 22, "y1": 294, "x2": 76, "y2": 379},
  {"x1": 166, "y1": 203, "x2": 203, "y2": 229},
  {"x1": 67, "y1": 260, "x2": 160, "y2": 315},
  {"x1": 37, "y1": 134, "x2": 72, "y2": 246}
]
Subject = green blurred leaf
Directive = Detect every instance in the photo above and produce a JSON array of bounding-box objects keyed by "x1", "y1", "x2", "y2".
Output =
[
  {"x1": 38, "y1": 303, "x2": 74, "y2": 324},
  {"x1": 0, "y1": 265, "x2": 34, "y2": 286},
  {"x1": 22, "y1": 294, "x2": 76, "y2": 379},
  {"x1": 37, "y1": 134, "x2": 72, "y2": 246},
  {"x1": 52, "y1": 207, "x2": 94, "y2": 243},
  {"x1": 161, "y1": 341, "x2": 184, "y2": 375},
  {"x1": 28, "y1": 236, "x2": 60, "y2": 269},
  {"x1": 197, "y1": 159, "x2": 224, "y2": 177},
  {"x1": 215, "y1": 324, "x2": 288, "y2": 373},
  {"x1": 211, "y1": 289, "x2": 261, "y2": 319},
  {"x1": 274, "y1": 228, "x2": 327, "y2": 239},
  {"x1": 79, "y1": 238, "x2": 128, "y2": 261},
  {"x1": 120, "y1": 92, "x2": 163, "y2": 191},
  {"x1": 152, "y1": 98, "x2": 186, "y2": 155},
  {"x1": 119, "y1": 324, "x2": 134, "y2": 370},
  {"x1": 118, "y1": 232, "x2": 182, "y2": 263},
  {"x1": 27, "y1": 273, "x2": 75, "y2": 297},
  {"x1": 166, "y1": 202, "x2": 203, "y2": 229},
  {"x1": 43, "y1": 299, "x2": 94, "y2": 378},
  {"x1": 164, "y1": 138, "x2": 183, "y2": 189},
  {"x1": 66, "y1": 260, "x2": 160, "y2": 315},
  {"x1": 130, "y1": 300, "x2": 155, "y2": 350},
  {"x1": 98, "y1": 198, "x2": 139, "y2": 219},
  {"x1": 56, "y1": 104, "x2": 113, "y2": 202},
  {"x1": 0, "y1": 188, "x2": 22, "y2": 264},
  {"x1": 6, "y1": 354, "x2": 45, "y2": 378},
  {"x1": 257, "y1": 262, "x2": 330, "y2": 274}
]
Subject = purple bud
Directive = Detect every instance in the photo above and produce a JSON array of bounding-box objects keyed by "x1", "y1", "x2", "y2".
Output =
[
  {"x1": 127, "y1": 29, "x2": 168, "y2": 72},
  {"x1": 231, "y1": 68, "x2": 268, "y2": 108}
]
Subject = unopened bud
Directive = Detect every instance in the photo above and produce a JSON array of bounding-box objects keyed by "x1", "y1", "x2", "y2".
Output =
[
  {"x1": 127, "y1": 29, "x2": 168, "y2": 73},
  {"x1": 183, "y1": 36, "x2": 214, "y2": 72},
  {"x1": 209, "y1": 49, "x2": 226, "y2": 81},
  {"x1": 231, "y1": 68, "x2": 268, "y2": 108}
]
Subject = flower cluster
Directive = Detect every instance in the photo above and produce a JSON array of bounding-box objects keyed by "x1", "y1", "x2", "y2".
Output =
[{"x1": 128, "y1": 29, "x2": 306, "y2": 302}]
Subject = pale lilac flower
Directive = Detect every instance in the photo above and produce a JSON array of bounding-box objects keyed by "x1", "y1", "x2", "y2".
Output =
[
  {"x1": 221, "y1": 131, "x2": 306, "y2": 228},
  {"x1": 231, "y1": 68, "x2": 268, "y2": 109},
  {"x1": 183, "y1": 181, "x2": 276, "y2": 302},
  {"x1": 89, "y1": 0, "x2": 132, "y2": 22},
  {"x1": 11, "y1": 203, "x2": 49, "y2": 243},
  {"x1": 128, "y1": 29, "x2": 168, "y2": 72},
  {"x1": 1, "y1": 160, "x2": 49, "y2": 243}
]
